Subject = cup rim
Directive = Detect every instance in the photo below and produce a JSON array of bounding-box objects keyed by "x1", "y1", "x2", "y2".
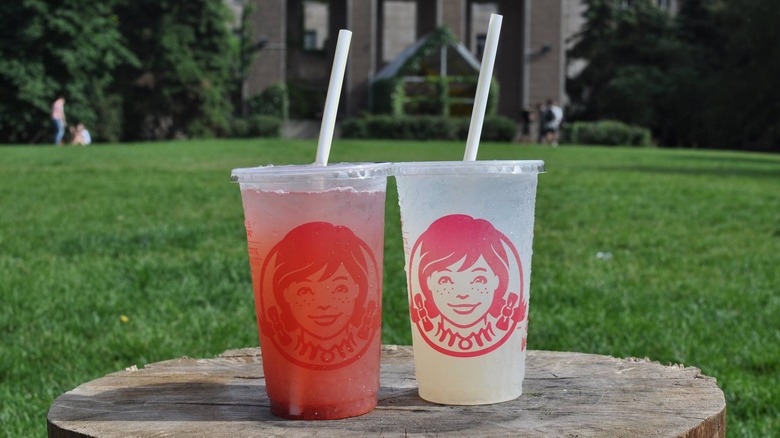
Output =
[
  {"x1": 392, "y1": 160, "x2": 545, "y2": 176},
  {"x1": 231, "y1": 162, "x2": 392, "y2": 182}
]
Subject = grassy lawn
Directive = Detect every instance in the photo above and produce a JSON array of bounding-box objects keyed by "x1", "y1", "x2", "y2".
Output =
[{"x1": 1, "y1": 139, "x2": 778, "y2": 436}]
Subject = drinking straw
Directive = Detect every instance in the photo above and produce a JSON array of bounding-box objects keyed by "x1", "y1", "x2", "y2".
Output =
[
  {"x1": 463, "y1": 14, "x2": 503, "y2": 161},
  {"x1": 315, "y1": 29, "x2": 352, "y2": 166}
]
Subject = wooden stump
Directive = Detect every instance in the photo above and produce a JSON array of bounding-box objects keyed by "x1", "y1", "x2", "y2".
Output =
[{"x1": 47, "y1": 346, "x2": 725, "y2": 437}]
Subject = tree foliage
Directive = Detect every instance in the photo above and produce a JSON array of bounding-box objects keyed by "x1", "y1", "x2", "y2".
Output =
[
  {"x1": 0, "y1": 0, "x2": 237, "y2": 143},
  {"x1": 568, "y1": 0, "x2": 780, "y2": 151},
  {"x1": 567, "y1": 0, "x2": 684, "y2": 145},
  {"x1": 113, "y1": 0, "x2": 234, "y2": 140},
  {"x1": 232, "y1": 2, "x2": 258, "y2": 118},
  {"x1": 0, "y1": 0, "x2": 137, "y2": 143},
  {"x1": 704, "y1": 0, "x2": 780, "y2": 150}
]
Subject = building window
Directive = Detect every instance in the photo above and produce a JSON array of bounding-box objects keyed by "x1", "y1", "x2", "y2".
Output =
[
  {"x1": 475, "y1": 34, "x2": 486, "y2": 60},
  {"x1": 303, "y1": 31, "x2": 318, "y2": 50},
  {"x1": 470, "y1": 2, "x2": 497, "y2": 58},
  {"x1": 383, "y1": 1, "x2": 417, "y2": 62},
  {"x1": 303, "y1": 0, "x2": 328, "y2": 51}
]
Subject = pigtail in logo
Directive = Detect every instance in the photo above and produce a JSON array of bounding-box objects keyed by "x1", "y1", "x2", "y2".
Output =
[
  {"x1": 410, "y1": 293, "x2": 434, "y2": 332},
  {"x1": 495, "y1": 292, "x2": 526, "y2": 331}
]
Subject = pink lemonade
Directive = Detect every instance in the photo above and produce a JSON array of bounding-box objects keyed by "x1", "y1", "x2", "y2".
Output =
[{"x1": 239, "y1": 185, "x2": 386, "y2": 420}]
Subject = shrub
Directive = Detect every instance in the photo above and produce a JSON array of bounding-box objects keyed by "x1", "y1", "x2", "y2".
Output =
[
  {"x1": 187, "y1": 120, "x2": 219, "y2": 139},
  {"x1": 342, "y1": 115, "x2": 453, "y2": 140},
  {"x1": 372, "y1": 78, "x2": 404, "y2": 116},
  {"x1": 287, "y1": 81, "x2": 324, "y2": 119},
  {"x1": 365, "y1": 115, "x2": 413, "y2": 139},
  {"x1": 563, "y1": 120, "x2": 653, "y2": 147},
  {"x1": 404, "y1": 115, "x2": 457, "y2": 140},
  {"x1": 229, "y1": 118, "x2": 251, "y2": 138},
  {"x1": 247, "y1": 115, "x2": 281, "y2": 138},
  {"x1": 247, "y1": 83, "x2": 289, "y2": 119},
  {"x1": 481, "y1": 115, "x2": 517, "y2": 142},
  {"x1": 91, "y1": 91, "x2": 124, "y2": 143},
  {"x1": 340, "y1": 115, "x2": 515, "y2": 142},
  {"x1": 340, "y1": 118, "x2": 369, "y2": 139},
  {"x1": 228, "y1": 115, "x2": 281, "y2": 138}
]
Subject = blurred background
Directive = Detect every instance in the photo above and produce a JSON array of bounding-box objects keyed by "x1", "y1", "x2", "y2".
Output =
[{"x1": 1, "y1": 0, "x2": 777, "y2": 148}]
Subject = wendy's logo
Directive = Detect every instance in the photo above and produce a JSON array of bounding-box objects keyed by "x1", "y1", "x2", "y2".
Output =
[
  {"x1": 259, "y1": 222, "x2": 380, "y2": 370},
  {"x1": 408, "y1": 214, "x2": 527, "y2": 357}
]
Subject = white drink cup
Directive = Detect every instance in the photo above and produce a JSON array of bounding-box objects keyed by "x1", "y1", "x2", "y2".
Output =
[{"x1": 393, "y1": 160, "x2": 545, "y2": 405}]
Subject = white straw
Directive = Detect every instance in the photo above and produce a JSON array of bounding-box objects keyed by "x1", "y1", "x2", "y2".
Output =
[
  {"x1": 315, "y1": 29, "x2": 352, "y2": 166},
  {"x1": 463, "y1": 14, "x2": 503, "y2": 161}
]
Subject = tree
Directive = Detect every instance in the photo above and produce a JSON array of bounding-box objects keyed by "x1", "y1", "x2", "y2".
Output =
[
  {"x1": 0, "y1": 0, "x2": 137, "y2": 143},
  {"x1": 704, "y1": 0, "x2": 780, "y2": 150},
  {"x1": 112, "y1": 0, "x2": 235, "y2": 140},
  {"x1": 232, "y1": 2, "x2": 260, "y2": 118},
  {"x1": 566, "y1": 0, "x2": 619, "y2": 119},
  {"x1": 568, "y1": 0, "x2": 780, "y2": 151},
  {"x1": 567, "y1": 0, "x2": 685, "y2": 145},
  {"x1": 664, "y1": 0, "x2": 725, "y2": 147}
]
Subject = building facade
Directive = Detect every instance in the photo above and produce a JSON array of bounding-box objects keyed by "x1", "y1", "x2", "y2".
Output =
[{"x1": 242, "y1": 0, "x2": 578, "y2": 120}]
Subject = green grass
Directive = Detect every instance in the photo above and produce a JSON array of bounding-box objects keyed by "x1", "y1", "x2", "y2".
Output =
[{"x1": 1, "y1": 139, "x2": 778, "y2": 436}]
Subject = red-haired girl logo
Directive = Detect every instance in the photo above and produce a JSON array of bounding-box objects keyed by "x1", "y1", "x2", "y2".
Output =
[
  {"x1": 408, "y1": 214, "x2": 527, "y2": 357},
  {"x1": 259, "y1": 222, "x2": 380, "y2": 370}
]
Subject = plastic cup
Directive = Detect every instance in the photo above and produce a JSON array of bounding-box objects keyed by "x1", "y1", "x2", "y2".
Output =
[
  {"x1": 393, "y1": 160, "x2": 545, "y2": 405},
  {"x1": 231, "y1": 163, "x2": 390, "y2": 419}
]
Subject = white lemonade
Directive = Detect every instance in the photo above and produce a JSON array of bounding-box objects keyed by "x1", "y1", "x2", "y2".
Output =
[{"x1": 394, "y1": 161, "x2": 543, "y2": 405}]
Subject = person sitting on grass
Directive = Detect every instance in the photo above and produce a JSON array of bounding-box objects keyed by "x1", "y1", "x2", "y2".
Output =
[{"x1": 70, "y1": 123, "x2": 92, "y2": 146}]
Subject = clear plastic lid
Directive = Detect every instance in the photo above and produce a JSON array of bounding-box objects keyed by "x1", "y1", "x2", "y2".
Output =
[
  {"x1": 392, "y1": 160, "x2": 546, "y2": 176},
  {"x1": 231, "y1": 162, "x2": 392, "y2": 183}
]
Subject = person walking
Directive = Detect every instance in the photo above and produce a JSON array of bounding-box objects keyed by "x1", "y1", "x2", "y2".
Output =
[
  {"x1": 542, "y1": 99, "x2": 563, "y2": 146},
  {"x1": 535, "y1": 102, "x2": 546, "y2": 143},
  {"x1": 51, "y1": 95, "x2": 66, "y2": 145},
  {"x1": 519, "y1": 105, "x2": 536, "y2": 143}
]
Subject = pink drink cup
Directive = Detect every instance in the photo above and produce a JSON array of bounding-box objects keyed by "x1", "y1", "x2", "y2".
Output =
[{"x1": 232, "y1": 163, "x2": 390, "y2": 419}]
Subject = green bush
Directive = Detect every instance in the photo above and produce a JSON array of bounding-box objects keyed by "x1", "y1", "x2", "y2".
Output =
[
  {"x1": 563, "y1": 120, "x2": 653, "y2": 147},
  {"x1": 365, "y1": 115, "x2": 413, "y2": 140},
  {"x1": 247, "y1": 83, "x2": 289, "y2": 119},
  {"x1": 247, "y1": 115, "x2": 281, "y2": 138},
  {"x1": 287, "y1": 81, "x2": 325, "y2": 119},
  {"x1": 341, "y1": 115, "x2": 515, "y2": 141},
  {"x1": 372, "y1": 78, "x2": 404, "y2": 116},
  {"x1": 90, "y1": 91, "x2": 125, "y2": 143},
  {"x1": 340, "y1": 118, "x2": 369, "y2": 139},
  {"x1": 342, "y1": 115, "x2": 453, "y2": 140},
  {"x1": 187, "y1": 119, "x2": 219, "y2": 139},
  {"x1": 228, "y1": 115, "x2": 281, "y2": 138},
  {"x1": 480, "y1": 115, "x2": 517, "y2": 142},
  {"x1": 229, "y1": 118, "x2": 251, "y2": 138}
]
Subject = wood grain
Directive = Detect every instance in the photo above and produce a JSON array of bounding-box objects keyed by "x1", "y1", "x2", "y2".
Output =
[{"x1": 47, "y1": 345, "x2": 725, "y2": 437}]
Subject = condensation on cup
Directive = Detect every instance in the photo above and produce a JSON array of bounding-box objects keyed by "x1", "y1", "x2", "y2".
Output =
[
  {"x1": 393, "y1": 160, "x2": 545, "y2": 405},
  {"x1": 231, "y1": 162, "x2": 391, "y2": 419}
]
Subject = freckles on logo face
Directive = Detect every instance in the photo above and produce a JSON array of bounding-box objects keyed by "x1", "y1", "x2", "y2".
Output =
[
  {"x1": 468, "y1": 282, "x2": 492, "y2": 301},
  {"x1": 284, "y1": 265, "x2": 360, "y2": 338},
  {"x1": 427, "y1": 256, "x2": 499, "y2": 327}
]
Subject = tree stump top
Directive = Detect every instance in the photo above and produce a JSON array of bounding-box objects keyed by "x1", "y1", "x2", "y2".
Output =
[{"x1": 47, "y1": 345, "x2": 725, "y2": 437}]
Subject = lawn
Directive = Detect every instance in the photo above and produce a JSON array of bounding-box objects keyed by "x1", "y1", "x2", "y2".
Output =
[{"x1": 1, "y1": 139, "x2": 778, "y2": 436}]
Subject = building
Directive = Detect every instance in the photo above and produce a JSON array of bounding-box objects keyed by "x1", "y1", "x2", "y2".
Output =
[{"x1": 238, "y1": 0, "x2": 677, "y2": 121}]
